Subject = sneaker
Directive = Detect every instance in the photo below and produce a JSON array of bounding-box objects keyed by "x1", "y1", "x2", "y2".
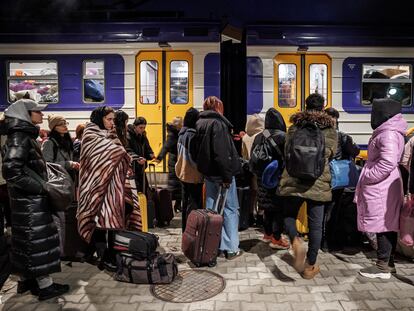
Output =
[
  {"x1": 302, "y1": 261, "x2": 320, "y2": 279},
  {"x1": 269, "y1": 237, "x2": 290, "y2": 250},
  {"x1": 262, "y1": 234, "x2": 272, "y2": 243},
  {"x1": 17, "y1": 279, "x2": 39, "y2": 295},
  {"x1": 359, "y1": 263, "x2": 391, "y2": 280},
  {"x1": 38, "y1": 283, "x2": 70, "y2": 301},
  {"x1": 389, "y1": 256, "x2": 397, "y2": 274},
  {"x1": 226, "y1": 250, "x2": 244, "y2": 260},
  {"x1": 292, "y1": 237, "x2": 306, "y2": 273}
]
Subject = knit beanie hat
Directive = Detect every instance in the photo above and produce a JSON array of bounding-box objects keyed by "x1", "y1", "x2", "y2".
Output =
[
  {"x1": 48, "y1": 114, "x2": 66, "y2": 130},
  {"x1": 371, "y1": 98, "x2": 402, "y2": 130}
]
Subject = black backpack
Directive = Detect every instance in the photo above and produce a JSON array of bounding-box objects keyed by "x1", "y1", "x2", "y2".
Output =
[
  {"x1": 250, "y1": 130, "x2": 282, "y2": 177},
  {"x1": 286, "y1": 121, "x2": 325, "y2": 180}
]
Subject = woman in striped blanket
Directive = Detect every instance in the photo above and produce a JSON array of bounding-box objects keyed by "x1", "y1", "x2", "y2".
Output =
[{"x1": 77, "y1": 106, "x2": 141, "y2": 271}]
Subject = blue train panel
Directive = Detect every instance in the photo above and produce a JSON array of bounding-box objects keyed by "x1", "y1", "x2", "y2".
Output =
[
  {"x1": 0, "y1": 54, "x2": 124, "y2": 112},
  {"x1": 246, "y1": 57, "x2": 263, "y2": 114},
  {"x1": 204, "y1": 53, "x2": 220, "y2": 99},
  {"x1": 342, "y1": 57, "x2": 414, "y2": 114}
]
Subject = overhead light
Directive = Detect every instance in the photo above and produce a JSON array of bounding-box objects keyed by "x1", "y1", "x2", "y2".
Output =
[{"x1": 158, "y1": 41, "x2": 171, "y2": 48}]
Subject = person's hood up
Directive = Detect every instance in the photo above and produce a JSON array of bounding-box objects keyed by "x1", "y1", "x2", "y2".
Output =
[
  {"x1": 183, "y1": 107, "x2": 199, "y2": 129},
  {"x1": 290, "y1": 110, "x2": 335, "y2": 129},
  {"x1": 265, "y1": 108, "x2": 286, "y2": 132},
  {"x1": 245, "y1": 114, "x2": 264, "y2": 136},
  {"x1": 371, "y1": 98, "x2": 402, "y2": 130},
  {"x1": 4, "y1": 99, "x2": 47, "y2": 124},
  {"x1": 372, "y1": 113, "x2": 407, "y2": 138}
]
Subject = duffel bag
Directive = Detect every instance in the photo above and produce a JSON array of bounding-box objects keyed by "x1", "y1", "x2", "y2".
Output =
[
  {"x1": 115, "y1": 252, "x2": 177, "y2": 284},
  {"x1": 114, "y1": 231, "x2": 158, "y2": 259}
]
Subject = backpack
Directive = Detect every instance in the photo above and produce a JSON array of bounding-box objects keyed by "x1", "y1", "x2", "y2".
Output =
[
  {"x1": 286, "y1": 121, "x2": 325, "y2": 180},
  {"x1": 250, "y1": 130, "x2": 282, "y2": 177}
]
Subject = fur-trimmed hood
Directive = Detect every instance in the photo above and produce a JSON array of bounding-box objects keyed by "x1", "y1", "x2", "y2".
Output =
[{"x1": 290, "y1": 110, "x2": 335, "y2": 129}]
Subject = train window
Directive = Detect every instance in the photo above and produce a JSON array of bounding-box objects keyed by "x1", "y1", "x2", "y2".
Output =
[
  {"x1": 83, "y1": 60, "x2": 105, "y2": 103},
  {"x1": 309, "y1": 64, "x2": 328, "y2": 105},
  {"x1": 8, "y1": 61, "x2": 58, "y2": 103},
  {"x1": 278, "y1": 64, "x2": 297, "y2": 108},
  {"x1": 140, "y1": 61, "x2": 158, "y2": 104},
  {"x1": 362, "y1": 64, "x2": 411, "y2": 106},
  {"x1": 170, "y1": 61, "x2": 188, "y2": 104}
]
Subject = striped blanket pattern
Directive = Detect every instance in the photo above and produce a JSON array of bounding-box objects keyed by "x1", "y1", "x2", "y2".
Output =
[{"x1": 77, "y1": 123, "x2": 141, "y2": 243}]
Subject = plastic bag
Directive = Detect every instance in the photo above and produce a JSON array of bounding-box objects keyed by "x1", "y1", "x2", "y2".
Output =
[{"x1": 400, "y1": 195, "x2": 414, "y2": 247}]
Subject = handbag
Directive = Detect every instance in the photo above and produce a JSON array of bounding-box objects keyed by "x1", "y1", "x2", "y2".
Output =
[
  {"x1": 329, "y1": 159, "x2": 360, "y2": 190},
  {"x1": 24, "y1": 162, "x2": 74, "y2": 212},
  {"x1": 400, "y1": 195, "x2": 414, "y2": 247}
]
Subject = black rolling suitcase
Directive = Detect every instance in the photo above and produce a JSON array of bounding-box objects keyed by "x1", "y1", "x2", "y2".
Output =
[
  {"x1": 237, "y1": 186, "x2": 251, "y2": 231},
  {"x1": 54, "y1": 202, "x2": 88, "y2": 260},
  {"x1": 148, "y1": 164, "x2": 173, "y2": 227}
]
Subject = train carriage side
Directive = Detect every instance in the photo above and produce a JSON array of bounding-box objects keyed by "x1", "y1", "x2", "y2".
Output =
[
  {"x1": 246, "y1": 45, "x2": 414, "y2": 150},
  {"x1": 0, "y1": 42, "x2": 220, "y2": 171}
]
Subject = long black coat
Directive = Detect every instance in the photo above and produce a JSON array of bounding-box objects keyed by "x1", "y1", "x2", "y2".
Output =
[
  {"x1": 156, "y1": 124, "x2": 181, "y2": 201},
  {"x1": 2, "y1": 118, "x2": 60, "y2": 279}
]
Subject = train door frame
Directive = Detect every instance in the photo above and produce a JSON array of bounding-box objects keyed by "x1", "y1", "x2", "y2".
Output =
[
  {"x1": 136, "y1": 50, "x2": 193, "y2": 171},
  {"x1": 274, "y1": 53, "x2": 332, "y2": 125}
]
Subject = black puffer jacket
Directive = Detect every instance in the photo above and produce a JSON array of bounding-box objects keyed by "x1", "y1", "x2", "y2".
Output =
[
  {"x1": 2, "y1": 118, "x2": 60, "y2": 279},
  {"x1": 252, "y1": 108, "x2": 286, "y2": 210},
  {"x1": 156, "y1": 124, "x2": 181, "y2": 200},
  {"x1": 195, "y1": 111, "x2": 241, "y2": 183}
]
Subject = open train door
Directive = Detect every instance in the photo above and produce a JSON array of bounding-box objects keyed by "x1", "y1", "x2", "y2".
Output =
[
  {"x1": 136, "y1": 51, "x2": 193, "y2": 171},
  {"x1": 274, "y1": 53, "x2": 332, "y2": 125}
]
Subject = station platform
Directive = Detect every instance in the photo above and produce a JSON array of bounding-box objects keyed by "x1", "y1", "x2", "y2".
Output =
[{"x1": 1, "y1": 214, "x2": 414, "y2": 311}]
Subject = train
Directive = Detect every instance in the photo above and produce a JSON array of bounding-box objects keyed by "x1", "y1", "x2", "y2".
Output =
[{"x1": 1, "y1": 23, "x2": 413, "y2": 169}]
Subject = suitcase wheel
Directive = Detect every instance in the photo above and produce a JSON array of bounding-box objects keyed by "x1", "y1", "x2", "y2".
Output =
[{"x1": 208, "y1": 260, "x2": 217, "y2": 267}]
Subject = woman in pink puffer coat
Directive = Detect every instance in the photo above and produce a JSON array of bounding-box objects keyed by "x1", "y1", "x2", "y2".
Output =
[{"x1": 355, "y1": 98, "x2": 407, "y2": 280}]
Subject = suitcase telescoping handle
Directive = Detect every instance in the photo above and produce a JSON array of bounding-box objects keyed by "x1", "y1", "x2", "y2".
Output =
[
  {"x1": 214, "y1": 186, "x2": 229, "y2": 216},
  {"x1": 148, "y1": 163, "x2": 158, "y2": 188}
]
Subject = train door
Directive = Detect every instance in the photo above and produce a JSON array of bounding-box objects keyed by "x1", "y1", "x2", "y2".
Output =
[
  {"x1": 136, "y1": 51, "x2": 193, "y2": 171},
  {"x1": 274, "y1": 53, "x2": 331, "y2": 125}
]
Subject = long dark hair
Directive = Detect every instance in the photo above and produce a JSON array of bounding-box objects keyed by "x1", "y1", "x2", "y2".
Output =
[
  {"x1": 49, "y1": 130, "x2": 73, "y2": 153},
  {"x1": 114, "y1": 110, "x2": 129, "y2": 147},
  {"x1": 90, "y1": 106, "x2": 115, "y2": 130}
]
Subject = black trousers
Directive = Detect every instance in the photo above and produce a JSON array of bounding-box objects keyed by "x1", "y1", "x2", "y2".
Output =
[
  {"x1": 181, "y1": 182, "x2": 203, "y2": 232},
  {"x1": 283, "y1": 197, "x2": 325, "y2": 265},
  {"x1": 376, "y1": 231, "x2": 398, "y2": 263},
  {"x1": 263, "y1": 206, "x2": 284, "y2": 240}
]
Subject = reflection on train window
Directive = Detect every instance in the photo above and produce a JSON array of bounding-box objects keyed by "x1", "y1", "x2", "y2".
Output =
[
  {"x1": 140, "y1": 60, "x2": 158, "y2": 104},
  {"x1": 83, "y1": 60, "x2": 105, "y2": 103},
  {"x1": 362, "y1": 64, "x2": 411, "y2": 106},
  {"x1": 278, "y1": 64, "x2": 297, "y2": 108},
  {"x1": 8, "y1": 61, "x2": 58, "y2": 103},
  {"x1": 309, "y1": 64, "x2": 328, "y2": 105},
  {"x1": 170, "y1": 61, "x2": 188, "y2": 104}
]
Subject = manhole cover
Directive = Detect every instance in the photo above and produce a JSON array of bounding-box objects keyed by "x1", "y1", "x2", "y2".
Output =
[{"x1": 151, "y1": 269, "x2": 225, "y2": 303}]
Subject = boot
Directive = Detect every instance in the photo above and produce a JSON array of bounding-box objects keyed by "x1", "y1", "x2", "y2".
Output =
[
  {"x1": 38, "y1": 283, "x2": 70, "y2": 301},
  {"x1": 388, "y1": 256, "x2": 397, "y2": 274},
  {"x1": 17, "y1": 279, "x2": 39, "y2": 295},
  {"x1": 302, "y1": 261, "x2": 320, "y2": 279},
  {"x1": 292, "y1": 237, "x2": 306, "y2": 273}
]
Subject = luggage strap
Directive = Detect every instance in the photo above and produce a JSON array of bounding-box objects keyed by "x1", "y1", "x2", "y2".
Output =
[{"x1": 263, "y1": 130, "x2": 284, "y2": 161}]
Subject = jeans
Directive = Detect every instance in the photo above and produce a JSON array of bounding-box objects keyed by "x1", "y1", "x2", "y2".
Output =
[
  {"x1": 377, "y1": 231, "x2": 398, "y2": 263},
  {"x1": 283, "y1": 197, "x2": 324, "y2": 265},
  {"x1": 181, "y1": 182, "x2": 203, "y2": 232},
  {"x1": 205, "y1": 178, "x2": 240, "y2": 253}
]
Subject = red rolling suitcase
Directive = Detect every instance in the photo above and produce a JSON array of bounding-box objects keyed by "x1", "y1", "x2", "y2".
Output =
[
  {"x1": 148, "y1": 164, "x2": 173, "y2": 227},
  {"x1": 182, "y1": 186, "x2": 228, "y2": 267}
]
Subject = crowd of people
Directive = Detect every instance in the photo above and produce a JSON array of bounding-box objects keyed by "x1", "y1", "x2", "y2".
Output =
[{"x1": 0, "y1": 92, "x2": 412, "y2": 300}]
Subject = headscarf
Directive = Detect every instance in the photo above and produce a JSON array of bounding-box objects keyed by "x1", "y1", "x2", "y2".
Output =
[
  {"x1": 371, "y1": 98, "x2": 402, "y2": 130},
  {"x1": 183, "y1": 108, "x2": 199, "y2": 129}
]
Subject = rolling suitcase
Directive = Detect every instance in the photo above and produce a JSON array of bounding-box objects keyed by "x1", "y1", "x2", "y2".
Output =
[
  {"x1": 148, "y1": 164, "x2": 173, "y2": 227},
  {"x1": 237, "y1": 186, "x2": 251, "y2": 231},
  {"x1": 182, "y1": 186, "x2": 228, "y2": 267},
  {"x1": 135, "y1": 164, "x2": 155, "y2": 231},
  {"x1": 54, "y1": 202, "x2": 88, "y2": 260}
]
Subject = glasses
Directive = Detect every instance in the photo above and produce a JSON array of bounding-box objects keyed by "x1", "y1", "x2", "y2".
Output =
[{"x1": 56, "y1": 121, "x2": 69, "y2": 127}]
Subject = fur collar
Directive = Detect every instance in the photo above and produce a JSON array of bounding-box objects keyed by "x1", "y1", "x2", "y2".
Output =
[{"x1": 290, "y1": 110, "x2": 335, "y2": 128}]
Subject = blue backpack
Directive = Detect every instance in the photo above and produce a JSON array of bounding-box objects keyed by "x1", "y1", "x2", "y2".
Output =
[{"x1": 329, "y1": 159, "x2": 360, "y2": 189}]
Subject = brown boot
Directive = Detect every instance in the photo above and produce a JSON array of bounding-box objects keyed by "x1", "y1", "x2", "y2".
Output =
[
  {"x1": 292, "y1": 237, "x2": 306, "y2": 273},
  {"x1": 302, "y1": 261, "x2": 320, "y2": 279}
]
